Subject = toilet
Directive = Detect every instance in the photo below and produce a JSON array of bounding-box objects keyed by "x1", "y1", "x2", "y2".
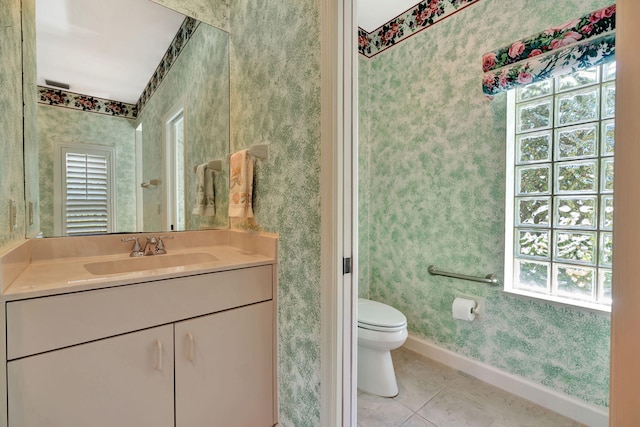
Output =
[{"x1": 357, "y1": 298, "x2": 408, "y2": 397}]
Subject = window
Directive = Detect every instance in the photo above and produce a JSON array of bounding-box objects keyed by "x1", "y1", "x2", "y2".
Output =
[
  {"x1": 505, "y1": 62, "x2": 615, "y2": 311},
  {"x1": 55, "y1": 144, "x2": 116, "y2": 236}
]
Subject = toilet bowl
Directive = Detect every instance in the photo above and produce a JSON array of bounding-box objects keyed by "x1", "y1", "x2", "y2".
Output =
[{"x1": 357, "y1": 298, "x2": 408, "y2": 397}]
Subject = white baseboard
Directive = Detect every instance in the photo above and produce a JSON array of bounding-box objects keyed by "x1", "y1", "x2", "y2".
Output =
[{"x1": 404, "y1": 334, "x2": 609, "y2": 427}]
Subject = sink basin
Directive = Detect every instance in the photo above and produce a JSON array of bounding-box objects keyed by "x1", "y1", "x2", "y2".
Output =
[{"x1": 84, "y1": 253, "x2": 219, "y2": 275}]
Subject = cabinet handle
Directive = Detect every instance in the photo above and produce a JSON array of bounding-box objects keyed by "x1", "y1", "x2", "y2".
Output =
[
  {"x1": 186, "y1": 332, "x2": 194, "y2": 362},
  {"x1": 155, "y1": 340, "x2": 163, "y2": 371}
]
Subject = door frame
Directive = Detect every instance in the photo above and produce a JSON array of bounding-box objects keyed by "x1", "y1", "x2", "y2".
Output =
[
  {"x1": 610, "y1": 0, "x2": 640, "y2": 424},
  {"x1": 321, "y1": 0, "x2": 640, "y2": 425},
  {"x1": 162, "y1": 98, "x2": 186, "y2": 232},
  {"x1": 320, "y1": 0, "x2": 358, "y2": 425},
  {"x1": 135, "y1": 124, "x2": 144, "y2": 232}
]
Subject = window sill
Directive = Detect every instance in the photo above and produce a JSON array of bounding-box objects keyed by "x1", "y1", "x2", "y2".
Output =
[{"x1": 503, "y1": 288, "x2": 611, "y2": 315}]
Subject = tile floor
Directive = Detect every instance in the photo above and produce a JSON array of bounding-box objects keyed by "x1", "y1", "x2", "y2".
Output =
[{"x1": 357, "y1": 347, "x2": 586, "y2": 427}]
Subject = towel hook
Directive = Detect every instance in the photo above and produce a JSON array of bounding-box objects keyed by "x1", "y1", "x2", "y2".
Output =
[
  {"x1": 227, "y1": 144, "x2": 269, "y2": 163},
  {"x1": 193, "y1": 159, "x2": 223, "y2": 174}
]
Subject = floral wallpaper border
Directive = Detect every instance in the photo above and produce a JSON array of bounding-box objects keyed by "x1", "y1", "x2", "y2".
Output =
[
  {"x1": 482, "y1": 4, "x2": 615, "y2": 95},
  {"x1": 38, "y1": 87, "x2": 137, "y2": 119},
  {"x1": 358, "y1": 0, "x2": 480, "y2": 58},
  {"x1": 136, "y1": 17, "x2": 200, "y2": 114},
  {"x1": 482, "y1": 4, "x2": 615, "y2": 72},
  {"x1": 482, "y1": 33, "x2": 615, "y2": 95},
  {"x1": 37, "y1": 17, "x2": 200, "y2": 119}
]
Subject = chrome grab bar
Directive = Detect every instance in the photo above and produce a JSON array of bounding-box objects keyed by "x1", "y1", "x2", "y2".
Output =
[{"x1": 428, "y1": 265, "x2": 500, "y2": 286}]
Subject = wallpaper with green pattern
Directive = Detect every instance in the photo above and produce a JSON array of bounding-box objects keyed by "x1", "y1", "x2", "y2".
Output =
[
  {"x1": 359, "y1": 0, "x2": 612, "y2": 408},
  {"x1": 0, "y1": 0, "x2": 26, "y2": 250},
  {"x1": 359, "y1": 62, "x2": 372, "y2": 300},
  {"x1": 230, "y1": 0, "x2": 321, "y2": 425}
]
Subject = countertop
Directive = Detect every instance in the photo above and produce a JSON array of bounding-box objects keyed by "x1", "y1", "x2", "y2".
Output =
[{"x1": 0, "y1": 230, "x2": 278, "y2": 301}]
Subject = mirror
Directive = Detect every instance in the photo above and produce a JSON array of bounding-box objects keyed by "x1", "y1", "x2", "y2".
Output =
[{"x1": 26, "y1": 0, "x2": 230, "y2": 237}]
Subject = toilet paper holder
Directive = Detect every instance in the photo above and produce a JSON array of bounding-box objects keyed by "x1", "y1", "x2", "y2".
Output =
[{"x1": 452, "y1": 297, "x2": 481, "y2": 321}]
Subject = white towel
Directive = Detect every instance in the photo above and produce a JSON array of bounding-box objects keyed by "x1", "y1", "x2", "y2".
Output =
[
  {"x1": 228, "y1": 149, "x2": 255, "y2": 218},
  {"x1": 192, "y1": 163, "x2": 216, "y2": 217}
]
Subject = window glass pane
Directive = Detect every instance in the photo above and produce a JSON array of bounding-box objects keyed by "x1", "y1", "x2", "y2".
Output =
[
  {"x1": 601, "y1": 195, "x2": 613, "y2": 230},
  {"x1": 555, "y1": 124, "x2": 598, "y2": 160},
  {"x1": 554, "y1": 231, "x2": 596, "y2": 264},
  {"x1": 517, "y1": 99, "x2": 552, "y2": 133},
  {"x1": 555, "y1": 196, "x2": 597, "y2": 229},
  {"x1": 599, "y1": 269, "x2": 612, "y2": 303},
  {"x1": 555, "y1": 160, "x2": 597, "y2": 193},
  {"x1": 63, "y1": 150, "x2": 111, "y2": 236},
  {"x1": 509, "y1": 63, "x2": 614, "y2": 308},
  {"x1": 602, "y1": 82, "x2": 616, "y2": 119},
  {"x1": 600, "y1": 232, "x2": 613, "y2": 267},
  {"x1": 601, "y1": 158, "x2": 614, "y2": 193},
  {"x1": 556, "y1": 88, "x2": 599, "y2": 126},
  {"x1": 602, "y1": 120, "x2": 615, "y2": 156},
  {"x1": 603, "y1": 62, "x2": 616, "y2": 82},
  {"x1": 517, "y1": 229, "x2": 549, "y2": 258},
  {"x1": 517, "y1": 80, "x2": 552, "y2": 102},
  {"x1": 515, "y1": 259, "x2": 550, "y2": 293},
  {"x1": 557, "y1": 68, "x2": 599, "y2": 92},
  {"x1": 517, "y1": 165, "x2": 550, "y2": 194},
  {"x1": 517, "y1": 132, "x2": 551, "y2": 164},
  {"x1": 517, "y1": 197, "x2": 550, "y2": 226},
  {"x1": 554, "y1": 264, "x2": 595, "y2": 300}
]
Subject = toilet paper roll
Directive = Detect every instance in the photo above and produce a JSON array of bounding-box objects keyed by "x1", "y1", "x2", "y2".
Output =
[{"x1": 452, "y1": 297, "x2": 476, "y2": 321}]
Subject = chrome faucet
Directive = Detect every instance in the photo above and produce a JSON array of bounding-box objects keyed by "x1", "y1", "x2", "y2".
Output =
[
  {"x1": 121, "y1": 237, "x2": 144, "y2": 257},
  {"x1": 122, "y1": 235, "x2": 173, "y2": 257}
]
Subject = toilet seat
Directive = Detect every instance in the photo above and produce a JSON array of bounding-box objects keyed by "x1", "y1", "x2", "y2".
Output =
[{"x1": 358, "y1": 299, "x2": 407, "y2": 332}]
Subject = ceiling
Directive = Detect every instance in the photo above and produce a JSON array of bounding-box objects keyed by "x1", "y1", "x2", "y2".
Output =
[
  {"x1": 36, "y1": 0, "x2": 185, "y2": 104},
  {"x1": 36, "y1": 0, "x2": 418, "y2": 104},
  {"x1": 358, "y1": 0, "x2": 421, "y2": 33}
]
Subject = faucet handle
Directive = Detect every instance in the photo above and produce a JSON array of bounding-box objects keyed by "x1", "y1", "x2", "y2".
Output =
[
  {"x1": 121, "y1": 236, "x2": 140, "y2": 247},
  {"x1": 121, "y1": 237, "x2": 143, "y2": 257},
  {"x1": 155, "y1": 235, "x2": 173, "y2": 255}
]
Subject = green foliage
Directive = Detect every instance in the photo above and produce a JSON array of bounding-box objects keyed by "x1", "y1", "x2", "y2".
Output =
[
  {"x1": 556, "y1": 197, "x2": 596, "y2": 227},
  {"x1": 518, "y1": 261, "x2": 548, "y2": 290},
  {"x1": 557, "y1": 162, "x2": 597, "y2": 192},
  {"x1": 556, "y1": 266, "x2": 594, "y2": 297},
  {"x1": 558, "y1": 90, "x2": 598, "y2": 125},
  {"x1": 556, "y1": 232, "x2": 595, "y2": 263},
  {"x1": 518, "y1": 134, "x2": 550, "y2": 163},
  {"x1": 519, "y1": 102, "x2": 551, "y2": 132},
  {"x1": 519, "y1": 166, "x2": 550, "y2": 194},
  {"x1": 519, "y1": 230, "x2": 549, "y2": 257},
  {"x1": 558, "y1": 126, "x2": 596, "y2": 159},
  {"x1": 518, "y1": 198, "x2": 549, "y2": 225}
]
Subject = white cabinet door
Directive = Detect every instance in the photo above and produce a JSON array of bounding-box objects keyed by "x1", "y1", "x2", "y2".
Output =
[
  {"x1": 175, "y1": 301, "x2": 274, "y2": 427},
  {"x1": 8, "y1": 325, "x2": 174, "y2": 427}
]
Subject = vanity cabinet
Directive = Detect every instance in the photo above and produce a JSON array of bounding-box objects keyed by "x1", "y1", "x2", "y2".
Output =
[
  {"x1": 175, "y1": 301, "x2": 273, "y2": 426},
  {"x1": 4, "y1": 264, "x2": 276, "y2": 427},
  {"x1": 8, "y1": 325, "x2": 175, "y2": 427}
]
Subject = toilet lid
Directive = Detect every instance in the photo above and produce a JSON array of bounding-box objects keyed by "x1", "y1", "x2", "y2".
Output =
[{"x1": 358, "y1": 299, "x2": 407, "y2": 330}]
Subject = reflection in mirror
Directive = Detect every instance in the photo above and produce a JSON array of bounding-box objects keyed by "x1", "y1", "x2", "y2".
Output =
[{"x1": 28, "y1": 0, "x2": 230, "y2": 237}]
